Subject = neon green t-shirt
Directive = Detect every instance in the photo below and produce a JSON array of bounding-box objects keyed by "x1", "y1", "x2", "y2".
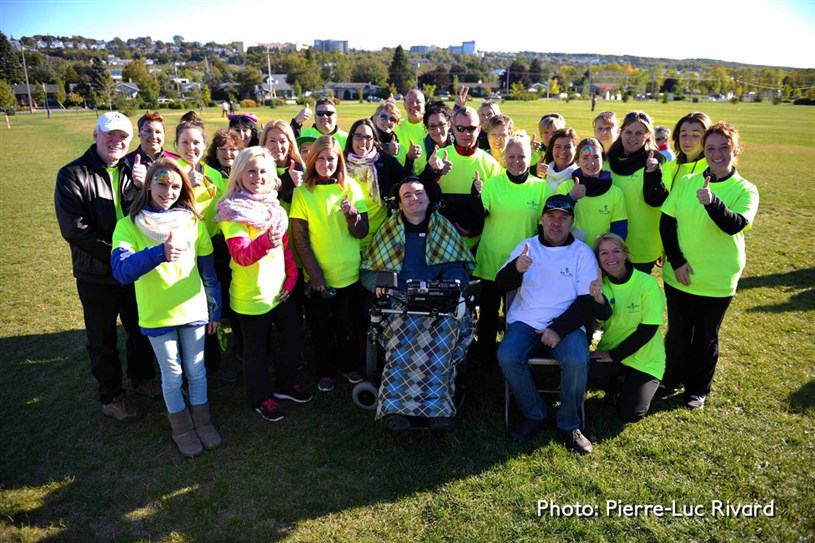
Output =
[
  {"x1": 357, "y1": 180, "x2": 389, "y2": 253},
  {"x1": 177, "y1": 159, "x2": 226, "y2": 238},
  {"x1": 396, "y1": 120, "x2": 427, "y2": 171},
  {"x1": 289, "y1": 180, "x2": 368, "y2": 288},
  {"x1": 557, "y1": 180, "x2": 628, "y2": 247},
  {"x1": 439, "y1": 146, "x2": 503, "y2": 249},
  {"x1": 300, "y1": 126, "x2": 348, "y2": 150},
  {"x1": 610, "y1": 167, "x2": 662, "y2": 264},
  {"x1": 219, "y1": 221, "x2": 287, "y2": 315},
  {"x1": 662, "y1": 158, "x2": 708, "y2": 192},
  {"x1": 597, "y1": 269, "x2": 666, "y2": 380},
  {"x1": 107, "y1": 167, "x2": 124, "y2": 221},
  {"x1": 661, "y1": 171, "x2": 759, "y2": 297},
  {"x1": 112, "y1": 213, "x2": 212, "y2": 329},
  {"x1": 474, "y1": 172, "x2": 551, "y2": 281}
]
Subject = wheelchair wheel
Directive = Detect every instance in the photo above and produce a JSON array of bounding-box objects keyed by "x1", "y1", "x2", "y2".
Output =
[{"x1": 352, "y1": 381, "x2": 379, "y2": 411}]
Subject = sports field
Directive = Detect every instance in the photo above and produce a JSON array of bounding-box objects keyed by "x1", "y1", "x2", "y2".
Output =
[{"x1": 1, "y1": 99, "x2": 813, "y2": 542}]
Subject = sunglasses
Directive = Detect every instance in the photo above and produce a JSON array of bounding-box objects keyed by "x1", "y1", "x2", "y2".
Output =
[
  {"x1": 454, "y1": 125, "x2": 478, "y2": 133},
  {"x1": 379, "y1": 114, "x2": 398, "y2": 123},
  {"x1": 315, "y1": 110, "x2": 335, "y2": 117},
  {"x1": 624, "y1": 111, "x2": 651, "y2": 124},
  {"x1": 543, "y1": 199, "x2": 574, "y2": 214},
  {"x1": 540, "y1": 113, "x2": 564, "y2": 122}
]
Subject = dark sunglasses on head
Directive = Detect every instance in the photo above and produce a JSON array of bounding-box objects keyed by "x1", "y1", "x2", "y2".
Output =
[
  {"x1": 624, "y1": 111, "x2": 651, "y2": 124},
  {"x1": 379, "y1": 114, "x2": 398, "y2": 123},
  {"x1": 543, "y1": 200, "x2": 574, "y2": 213},
  {"x1": 315, "y1": 110, "x2": 335, "y2": 117},
  {"x1": 454, "y1": 125, "x2": 478, "y2": 133},
  {"x1": 540, "y1": 113, "x2": 564, "y2": 122}
]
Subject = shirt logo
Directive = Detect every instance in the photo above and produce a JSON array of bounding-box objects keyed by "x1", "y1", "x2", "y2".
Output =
[
  {"x1": 627, "y1": 302, "x2": 640, "y2": 313},
  {"x1": 560, "y1": 267, "x2": 574, "y2": 277},
  {"x1": 599, "y1": 204, "x2": 611, "y2": 215}
]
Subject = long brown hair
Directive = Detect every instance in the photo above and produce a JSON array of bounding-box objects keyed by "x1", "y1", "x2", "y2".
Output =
[
  {"x1": 129, "y1": 157, "x2": 202, "y2": 221},
  {"x1": 672, "y1": 112, "x2": 712, "y2": 163},
  {"x1": 303, "y1": 136, "x2": 348, "y2": 191}
]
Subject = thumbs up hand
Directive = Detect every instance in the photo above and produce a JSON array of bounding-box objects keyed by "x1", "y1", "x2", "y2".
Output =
[
  {"x1": 407, "y1": 138, "x2": 421, "y2": 160},
  {"x1": 589, "y1": 267, "x2": 604, "y2": 304},
  {"x1": 473, "y1": 171, "x2": 483, "y2": 194},
  {"x1": 570, "y1": 177, "x2": 586, "y2": 200},
  {"x1": 131, "y1": 154, "x2": 146, "y2": 188},
  {"x1": 340, "y1": 193, "x2": 356, "y2": 216},
  {"x1": 163, "y1": 231, "x2": 186, "y2": 262},
  {"x1": 697, "y1": 176, "x2": 713, "y2": 205},
  {"x1": 515, "y1": 242, "x2": 533, "y2": 273},
  {"x1": 645, "y1": 150, "x2": 659, "y2": 173},
  {"x1": 295, "y1": 103, "x2": 312, "y2": 124},
  {"x1": 267, "y1": 222, "x2": 284, "y2": 247},
  {"x1": 188, "y1": 165, "x2": 204, "y2": 187},
  {"x1": 536, "y1": 159, "x2": 549, "y2": 179}
]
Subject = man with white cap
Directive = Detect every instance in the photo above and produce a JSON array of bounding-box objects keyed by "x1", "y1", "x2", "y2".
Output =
[{"x1": 55, "y1": 112, "x2": 159, "y2": 422}]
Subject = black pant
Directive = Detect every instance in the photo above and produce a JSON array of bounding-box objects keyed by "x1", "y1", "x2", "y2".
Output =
[
  {"x1": 308, "y1": 283, "x2": 362, "y2": 378},
  {"x1": 475, "y1": 279, "x2": 502, "y2": 367},
  {"x1": 237, "y1": 298, "x2": 303, "y2": 406},
  {"x1": 75, "y1": 279, "x2": 155, "y2": 403},
  {"x1": 663, "y1": 284, "x2": 733, "y2": 398},
  {"x1": 206, "y1": 234, "x2": 241, "y2": 370},
  {"x1": 589, "y1": 360, "x2": 660, "y2": 422}
]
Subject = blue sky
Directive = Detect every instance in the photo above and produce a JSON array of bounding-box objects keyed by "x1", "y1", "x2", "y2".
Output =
[{"x1": 1, "y1": 0, "x2": 813, "y2": 68}]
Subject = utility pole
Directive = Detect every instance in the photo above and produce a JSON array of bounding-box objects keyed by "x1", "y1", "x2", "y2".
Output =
[{"x1": 21, "y1": 45, "x2": 33, "y2": 113}]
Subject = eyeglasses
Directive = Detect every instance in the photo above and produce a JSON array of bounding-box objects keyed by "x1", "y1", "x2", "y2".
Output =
[
  {"x1": 379, "y1": 114, "x2": 398, "y2": 123},
  {"x1": 427, "y1": 123, "x2": 447, "y2": 131},
  {"x1": 543, "y1": 199, "x2": 574, "y2": 214},
  {"x1": 315, "y1": 110, "x2": 335, "y2": 117},
  {"x1": 217, "y1": 147, "x2": 238, "y2": 153},
  {"x1": 454, "y1": 125, "x2": 478, "y2": 133},
  {"x1": 353, "y1": 134, "x2": 374, "y2": 142}
]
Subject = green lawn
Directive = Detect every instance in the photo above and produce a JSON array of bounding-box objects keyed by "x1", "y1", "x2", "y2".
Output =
[{"x1": 1, "y1": 99, "x2": 813, "y2": 542}]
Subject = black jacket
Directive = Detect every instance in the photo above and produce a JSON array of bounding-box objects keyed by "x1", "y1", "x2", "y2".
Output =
[{"x1": 55, "y1": 145, "x2": 140, "y2": 284}]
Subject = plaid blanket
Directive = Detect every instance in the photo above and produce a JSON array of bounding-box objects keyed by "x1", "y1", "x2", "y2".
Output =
[
  {"x1": 375, "y1": 306, "x2": 474, "y2": 420},
  {"x1": 362, "y1": 211, "x2": 475, "y2": 275}
]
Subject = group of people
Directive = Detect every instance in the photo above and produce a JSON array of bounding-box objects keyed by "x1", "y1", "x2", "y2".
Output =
[{"x1": 55, "y1": 90, "x2": 758, "y2": 457}]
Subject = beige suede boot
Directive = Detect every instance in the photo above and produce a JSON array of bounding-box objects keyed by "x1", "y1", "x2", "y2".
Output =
[
  {"x1": 190, "y1": 403, "x2": 222, "y2": 450},
  {"x1": 168, "y1": 408, "x2": 204, "y2": 458}
]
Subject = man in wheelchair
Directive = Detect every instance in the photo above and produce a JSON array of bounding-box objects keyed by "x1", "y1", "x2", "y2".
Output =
[{"x1": 361, "y1": 176, "x2": 476, "y2": 431}]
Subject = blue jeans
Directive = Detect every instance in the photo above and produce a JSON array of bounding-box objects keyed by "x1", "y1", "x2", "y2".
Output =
[
  {"x1": 497, "y1": 321, "x2": 589, "y2": 431},
  {"x1": 148, "y1": 326, "x2": 207, "y2": 414}
]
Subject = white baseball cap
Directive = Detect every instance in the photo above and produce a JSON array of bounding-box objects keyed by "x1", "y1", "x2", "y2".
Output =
[{"x1": 95, "y1": 112, "x2": 133, "y2": 137}]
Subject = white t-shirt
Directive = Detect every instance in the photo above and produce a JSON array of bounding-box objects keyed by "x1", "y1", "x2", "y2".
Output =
[{"x1": 503, "y1": 236, "x2": 598, "y2": 330}]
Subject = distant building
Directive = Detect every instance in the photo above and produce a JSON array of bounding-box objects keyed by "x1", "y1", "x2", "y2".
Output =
[
  {"x1": 313, "y1": 40, "x2": 348, "y2": 53},
  {"x1": 410, "y1": 45, "x2": 438, "y2": 55},
  {"x1": 447, "y1": 41, "x2": 477, "y2": 55}
]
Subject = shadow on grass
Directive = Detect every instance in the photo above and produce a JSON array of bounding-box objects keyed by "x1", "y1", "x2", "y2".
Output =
[
  {"x1": 1, "y1": 330, "x2": 578, "y2": 542},
  {"x1": 789, "y1": 379, "x2": 815, "y2": 415},
  {"x1": 739, "y1": 267, "x2": 815, "y2": 313}
]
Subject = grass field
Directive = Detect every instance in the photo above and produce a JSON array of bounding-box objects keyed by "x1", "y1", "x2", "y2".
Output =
[{"x1": 1, "y1": 99, "x2": 813, "y2": 543}]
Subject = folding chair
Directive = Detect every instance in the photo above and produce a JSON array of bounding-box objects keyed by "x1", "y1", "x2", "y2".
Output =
[{"x1": 504, "y1": 357, "x2": 587, "y2": 429}]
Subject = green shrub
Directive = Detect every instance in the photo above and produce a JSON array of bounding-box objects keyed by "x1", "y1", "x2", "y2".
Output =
[{"x1": 239, "y1": 99, "x2": 256, "y2": 108}]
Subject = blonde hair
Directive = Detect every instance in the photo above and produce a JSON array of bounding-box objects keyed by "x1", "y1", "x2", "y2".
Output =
[
  {"x1": 593, "y1": 232, "x2": 631, "y2": 275},
  {"x1": 503, "y1": 130, "x2": 532, "y2": 167},
  {"x1": 259, "y1": 119, "x2": 304, "y2": 167},
  {"x1": 224, "y1": 146, "x2": 280, "y2": 199}
]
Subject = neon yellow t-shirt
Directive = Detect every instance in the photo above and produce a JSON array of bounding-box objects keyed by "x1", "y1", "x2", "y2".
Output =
[
  {"x1": 474, "y1": 172, "x2": 551, "y2": 280},
  {"x1": 661, "y1": 171, "x2": 759, "y2": 297},
  {"x1": 611, "y1": 167, "x2": 662, "y2": 264},
  {"x1": 662, "y1": 158, "x2": 708, "y2": 192},
  {"x1": 219, "y1": 221, "x2": 287, "y2": 315},
  {"x1": 178, "y1": 159, "x2": 226, "y2": 238},
  {"x1": 289, "y1": 180, "x2": 368, "y2": 288},
  {"x1": 439, "y1": 146, "x2": 503, "y2": 249},
  {"x1": 357, "y1": 181, "x2": 389, "y2": 253},
  {"x1": 597, "y1": 269, "x2": 666, "y2": 380},
  {"x1": 557, "y1": 180, "x2": 628, "y2": 247},
  {"x1": 300, "y1": 126, "x2": 348, "y2": 150},
  {"x1": 396, "y1": 120, "x2": 428, "y2": 171},
  {"x1": 112, "y1": 214, "x2": 212, "y2": 328}
]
